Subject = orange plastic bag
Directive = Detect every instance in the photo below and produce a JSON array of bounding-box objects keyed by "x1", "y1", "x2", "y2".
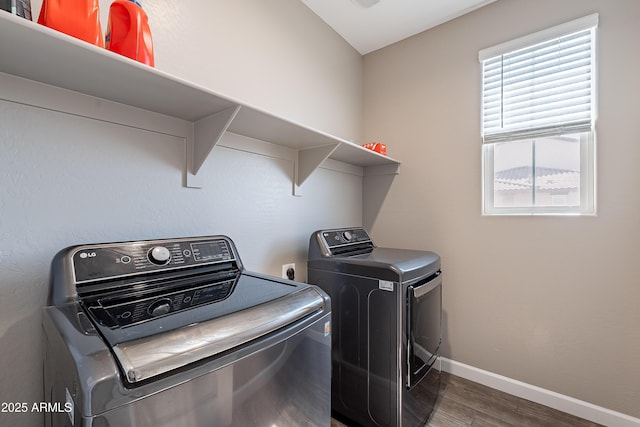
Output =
[
  {"x1": 38, "y1": 0, "x2": 104, "y2": 47},
  {"x1": 105, "y1": 0, "x2": 154, "y2": 67}
]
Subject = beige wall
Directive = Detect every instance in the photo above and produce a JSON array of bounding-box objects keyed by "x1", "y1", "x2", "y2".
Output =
[
  {"x1": 146, "y1": 0, "x2": 364, "y2": 141},
  {"x1": 29, "y1": 0, "x2": 364, "y2": 141},
  {"x1": 363, "y1": 0, "x2": 640, "y2": 418}
]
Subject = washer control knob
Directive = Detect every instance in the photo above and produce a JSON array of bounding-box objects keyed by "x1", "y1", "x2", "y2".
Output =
[
  {"x1": 148, "y1": 246, "x2": 171, "y2": 265},
  {"x1": 148, "y1": 299, "x2": 172, "y2": 317},
  {"x1": 343, "y1": 231, "x2": 353, "y2": 241}
]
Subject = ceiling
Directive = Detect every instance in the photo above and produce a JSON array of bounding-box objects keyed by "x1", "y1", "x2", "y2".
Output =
[{"x1": 300, "y1": 0, "x2": 497, "y2": 55}]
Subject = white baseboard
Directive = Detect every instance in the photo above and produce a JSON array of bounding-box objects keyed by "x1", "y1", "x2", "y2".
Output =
[{"x1": 440, "y1": 358, "x2": 640, "y2": 427}]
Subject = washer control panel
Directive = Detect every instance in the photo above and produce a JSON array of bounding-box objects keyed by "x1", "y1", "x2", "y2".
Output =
[{"x1": 72, "y1": 237, "x2": 235, "y2": 283}]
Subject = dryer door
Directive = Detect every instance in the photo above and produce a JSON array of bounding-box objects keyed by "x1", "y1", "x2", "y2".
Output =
[{"x1": 407, "y1": 271, "x2": 442, "y2": 388}]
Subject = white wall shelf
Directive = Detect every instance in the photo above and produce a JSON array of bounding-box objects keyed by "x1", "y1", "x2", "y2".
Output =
[{"x1": 0, "y1": 13, "x2": 400, "y2": 190}]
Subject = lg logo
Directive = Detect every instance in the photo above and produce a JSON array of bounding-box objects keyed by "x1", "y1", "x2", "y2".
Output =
[{"x1": 79, "y1": 252, "x2": 97, "y2": 259}]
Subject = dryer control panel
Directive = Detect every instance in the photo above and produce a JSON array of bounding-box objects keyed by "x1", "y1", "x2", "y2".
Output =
[
  {"x1": 317, "y1": 228, "x2": 374, "y2": 257},
  {"x1": 322, "y1": 228, "x2": 371, "y2": 248}
]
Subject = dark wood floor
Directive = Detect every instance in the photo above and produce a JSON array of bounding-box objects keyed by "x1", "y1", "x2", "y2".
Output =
[{"x1": 331, "y1": 372, "x2": 603, "y2": 427}]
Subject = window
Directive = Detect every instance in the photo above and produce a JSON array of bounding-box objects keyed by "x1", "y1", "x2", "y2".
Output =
[{"x1": 480, "y1": 14, "x2": 598, "y2": 215}]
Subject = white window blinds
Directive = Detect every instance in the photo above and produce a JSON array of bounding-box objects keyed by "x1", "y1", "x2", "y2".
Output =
[{"x1": 480, "y1": 14, "x2": 598, "y2": 143}]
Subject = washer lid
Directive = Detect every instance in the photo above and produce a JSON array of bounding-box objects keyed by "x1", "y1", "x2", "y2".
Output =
[
  {"x1": 112, "y1": 286, "x2": 325, "y2": 384},
  {"x1": 94, "y1": 272, "x2": 311, "y2": 345}
]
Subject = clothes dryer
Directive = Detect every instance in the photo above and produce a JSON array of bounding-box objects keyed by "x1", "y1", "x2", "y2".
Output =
[{"x1": 308, "y1": 227, "x2": 442, "y2": 427}]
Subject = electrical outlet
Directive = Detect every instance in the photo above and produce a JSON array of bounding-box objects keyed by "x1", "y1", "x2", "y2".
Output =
[{"x1": 282, "y1": 263, "x2": 295, "y2": 280}]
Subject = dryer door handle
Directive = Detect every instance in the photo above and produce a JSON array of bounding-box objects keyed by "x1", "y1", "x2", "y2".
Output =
[{"x1": 412, "y1": 271, "x2": 441, "y2": 299}]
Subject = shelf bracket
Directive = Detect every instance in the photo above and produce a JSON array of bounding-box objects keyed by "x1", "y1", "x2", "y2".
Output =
[
  {"x1": 193, "y1": 105, "x2": 241, "y2": 174},
  {"x1": 186, "y1": 105, "x2": 241, "y2": 188},
  {"x1": 363, "y1": 163, "x2": 400, "y2": 230},
  {"x1": 293, "y1": 143, "x2": 340, "y2": 196}
]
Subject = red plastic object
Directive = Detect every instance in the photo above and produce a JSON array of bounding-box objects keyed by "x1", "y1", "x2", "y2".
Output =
[
  {"x1": 38, "y1": 0, "x2": 104, "y2": 47},
  {"x1": 105, "y1": 0, "x2": 154, "y2": 67},
  {"x1": 362, "y1": 142, "x2": 387, "y2": 156}
]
